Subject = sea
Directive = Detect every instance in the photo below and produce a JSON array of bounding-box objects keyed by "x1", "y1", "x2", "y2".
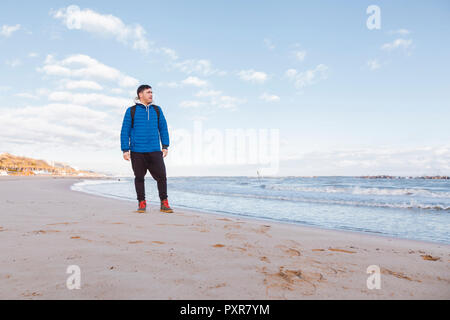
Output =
[{"x1": 71, "y1": 176, "x2": 450, "y2": 245}]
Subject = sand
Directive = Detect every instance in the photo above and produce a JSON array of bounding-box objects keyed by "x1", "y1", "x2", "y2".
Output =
[{"x1": 0, "y1": 176, "x2": 449, "y2": 299}]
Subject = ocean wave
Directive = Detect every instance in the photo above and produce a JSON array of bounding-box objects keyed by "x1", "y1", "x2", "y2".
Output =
[
  {"x1": 181, "y1": 189, "x2": 450, "y2": 211},
  {"x1": 264, "y1": 184, "x2": 450, "y2": 198},
  {"x1": 71, "y1": 179, "x2": 126, "y2": 189}
]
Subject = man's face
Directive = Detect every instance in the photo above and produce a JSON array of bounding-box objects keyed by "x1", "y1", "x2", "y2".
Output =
[{"x1": 139, "y1": 88, "x2": 153, "y2": 104}]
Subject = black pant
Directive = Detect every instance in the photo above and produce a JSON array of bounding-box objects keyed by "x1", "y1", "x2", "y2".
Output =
[{"x1": 131, "y1": 151, "x2": 168, "y2": 202}]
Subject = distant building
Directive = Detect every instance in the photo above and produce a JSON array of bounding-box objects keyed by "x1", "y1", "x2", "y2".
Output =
[{"x1": 32, "y1": 170, "x2": 51, "y2": 175}]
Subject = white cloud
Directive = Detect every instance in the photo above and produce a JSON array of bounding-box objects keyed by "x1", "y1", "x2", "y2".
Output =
[
  {"x1": 52, "y1": 5, "x2": 150, "y2": 52},
  {"x1": 157, "y1": 81, "x2": 180, "y2": 88},
  {"x1": 47, "y1": 91, "x2": 131, "y2": 109},
  {"x1": 63, "y1": 80, "x2": 103, "y2": 90},
  {"x1": 294, "y1": 50, "x2": 306, "y2": 62},
  {"x1": 110, "y1": 88, "x2": 124, "y2": 94},
  {"x1": 119, "y1": 76, "x2": 139, "y2": 88},
  {"x1": 180, "y1": 93, "x2": 245, "y2": 110},
  {"x1": 285, "y1": 69, "x2": 298, "y2": 78},
  {"x1": 172, "y1": 59, "x2": 226, "y2": 76},
  {"x1": 160, "y1": 47, "x2": 178, "y2": 60},
  {"x1": 181, "y1": 76, "x2": 208, "y2": 87},
  {"x1": 179, "y1": 100, "x2": 206, "y2": 108},
  {"x1": 186, "y1": 89, "x2": 244, "y2": 110},
  {"x1": 1, "y1": 24, "x2": 21, "y2": 37},
  {"x1": 195, "y1": 89, "x2": 222, "y2": 97},
  {"x1": 367, "y1": 59, "x2": 381, "y2": 70},
  {"x1": 281, "y1": 145, "x2": 450, "y2": 176},
  {"x1": 210, "y1": 95, "x2": 246, "y2": 110},
  {"x1": 381, "y1": 38, "x2": 412, "y2": 51},
  {"x1": 238, "y1": 69, "x2": 268, "y2": 83},
  {"x1": 36, "y1": 88, "x2": 51, "y2": 96},
  {"x1": 5, "y1": 59, "x2": 22, "y2": 68},
  {"x1": 28, "y1": 52, "x2": 39, "y2": 58},
  {"x1": 0, "y1": 103, "x2": 116, "y2": 149},
  {"x1": 389, "y1": 29, "x2": 410, "y2": 36},
  {"x1": 15, "y1": 93, "x2": 39, "y2": 100},
  {"x1": 260, "y1": 93, "x2": 280, "y2": 102},
  {"x1": 38, "y1": 54, "x2": 139, "y2": 88},
  {"x1": 285, "y1": 64, "x2": 329, "y2": 89},
  {"x1": 263, "y1": 38, "x2": 275, "y2": 50}
]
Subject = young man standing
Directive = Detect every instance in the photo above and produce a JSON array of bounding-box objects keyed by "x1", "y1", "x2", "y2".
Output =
[{"x1": 120, "y1": 84, "x2": 173, "y2": 213}]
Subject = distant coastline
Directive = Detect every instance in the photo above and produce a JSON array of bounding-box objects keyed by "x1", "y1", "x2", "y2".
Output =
[
  {"x1": 0, "y1": 152, "x2": 106, "y2": 178},
  {"x1": 1, "y1": 152, "x2": 448, "y2": 179},
  {"x1": 356, "y1": 175, "x2": 449, "y2": 180}
]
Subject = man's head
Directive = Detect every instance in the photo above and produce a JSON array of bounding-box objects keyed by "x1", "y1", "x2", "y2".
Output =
[{"x1": 137, "y1": 84, "x2": 153, "y2": 105}]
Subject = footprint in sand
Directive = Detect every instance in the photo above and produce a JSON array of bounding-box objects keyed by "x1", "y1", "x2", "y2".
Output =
[
  {"x1": 207, "y1": 282, "x2": 227, "y2": 289},
  {"x1": 226, "y1": 246, "x2": 247, "y2": 253},
  {"x1": 328, "y1": 248, "x2": 356, "y2": 254},
  {"x1": 192, "y1": 227, "x2": 210, "y2": 233},
  {"x1": 128, "y1": 240, "x2": 144, "y2": 244},
  {"x1": 276, "y1": 244, "x2": 301, "y2": 257},
  {"x1": 32, "y1": 230, "x2": 61, "y2": 234},
  {"x1": 252, "y1": 225, "x2": 271, "y2": 235},
  {"x1": 190, "y1": 223, "x2": 210, "y2": 233},
  {"x1": 212, "y1": 244, "x2": 225, "y2": 248},
  {"x1": 224, "y1": 223, "x2": 241, "y2": 230},
  {"x1": 70, "y1": 236, "x2": 92, "y2": 242},
  {"x1": 152, "y1": 241, "x2": 165, "y2": 244},
  {"x1": 21, "y1": 291, "x2": 42, "y2": 297},
  {"x1": 286, "y1": 248, "x2": 301, "y2": 256},
  {"x1": 225, "y1": 232, "x2": 246, "y2": 240},
  {"x1": 381, "y1": 268, "x2": 421, "y2": 282},
  {"x1": 421, "y1": 255, "x2": 440, "y2": 261},
  {"x1": 437, "y1": 276, "x2": 450, "y2": 284},
  {"x1": 66, "y1": 255, "x2": 82, "y2": 260},
  {"x1": 260, "y1": 266, "x2": 325, "y2": 297},
  {"x1": 46, "y1": 222, "x2": 78, "y2": 226}
]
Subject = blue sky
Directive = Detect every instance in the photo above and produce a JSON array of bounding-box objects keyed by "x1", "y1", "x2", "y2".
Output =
[{"x1": 1, "y1": 0, "x2": 449, "y2": 176}]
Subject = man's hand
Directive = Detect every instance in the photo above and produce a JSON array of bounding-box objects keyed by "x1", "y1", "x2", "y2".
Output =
[
  {"x1": 123, "y1": 151, "x2": 130, "y2": 161},
  {"x1": 162, "y1": 149, "x2": 168, "y2": 158}
]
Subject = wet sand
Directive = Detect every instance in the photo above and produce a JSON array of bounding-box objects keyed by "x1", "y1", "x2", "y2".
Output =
[{"x1": 0, "y1": 176, "x2": 449, "y2": 299}]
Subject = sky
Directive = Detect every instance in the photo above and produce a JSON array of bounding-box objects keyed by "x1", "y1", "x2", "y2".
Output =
[{"x1": 1, "y1": 0, "x2": 449, "y2": 177}]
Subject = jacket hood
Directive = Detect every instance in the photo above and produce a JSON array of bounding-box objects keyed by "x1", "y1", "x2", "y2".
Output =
[
  {"x1": 133, "y1": 98, "x2": 153, "y2": 120},
  {"x1": 134, "y1": 97, "x2": 153, "y2": 107}
]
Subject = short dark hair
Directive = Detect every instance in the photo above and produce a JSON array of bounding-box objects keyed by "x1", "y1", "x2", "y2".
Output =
[{"x1": 137, "y1": 84, "x2": 152, "y2": 97}]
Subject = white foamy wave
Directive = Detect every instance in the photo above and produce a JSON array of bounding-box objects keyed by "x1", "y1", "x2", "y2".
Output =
[
  {"x1": 265, "y1": 184, "x2": 450, "y2": 198},
  {"x1": 71, "y1": 179, "x2": 126, "y2": 191},
  {"x1": 188, "y1": 190, "x2": 450, "y2": 211}
]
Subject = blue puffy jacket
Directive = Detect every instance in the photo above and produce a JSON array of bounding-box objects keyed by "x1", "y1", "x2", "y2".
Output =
[{"x1": 120, "y1": 99, "x2": 170, "y2": 152}]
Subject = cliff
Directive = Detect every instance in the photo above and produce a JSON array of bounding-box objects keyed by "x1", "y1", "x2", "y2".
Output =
[{"x1": 0, "y1": 153, "x2": 105, "y2": 177}]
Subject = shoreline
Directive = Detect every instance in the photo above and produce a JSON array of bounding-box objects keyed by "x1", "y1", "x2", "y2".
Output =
[
  {"x1": 0, "y1": 176, "x2": 449, "y2": 299},
  {"x1": 70, "y1": 176, "x2": 449, "y2": 247}
]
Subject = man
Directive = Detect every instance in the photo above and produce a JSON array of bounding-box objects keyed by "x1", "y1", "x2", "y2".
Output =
[{"x1": 120, "y1": 84, "x2": 173, "y2": 213}]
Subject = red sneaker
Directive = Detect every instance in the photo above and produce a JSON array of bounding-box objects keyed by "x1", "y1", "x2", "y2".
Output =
[
  {"x1": 137, "y1": 200, "x2": 146, "y2": 213},
  {"x1": 160, "y1": 199, "x2": 173, "y2": 213}
]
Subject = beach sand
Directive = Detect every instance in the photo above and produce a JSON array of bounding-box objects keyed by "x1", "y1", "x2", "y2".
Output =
[{"x1": 0, "y1": 176, "x2": 449, "y2": 299}]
